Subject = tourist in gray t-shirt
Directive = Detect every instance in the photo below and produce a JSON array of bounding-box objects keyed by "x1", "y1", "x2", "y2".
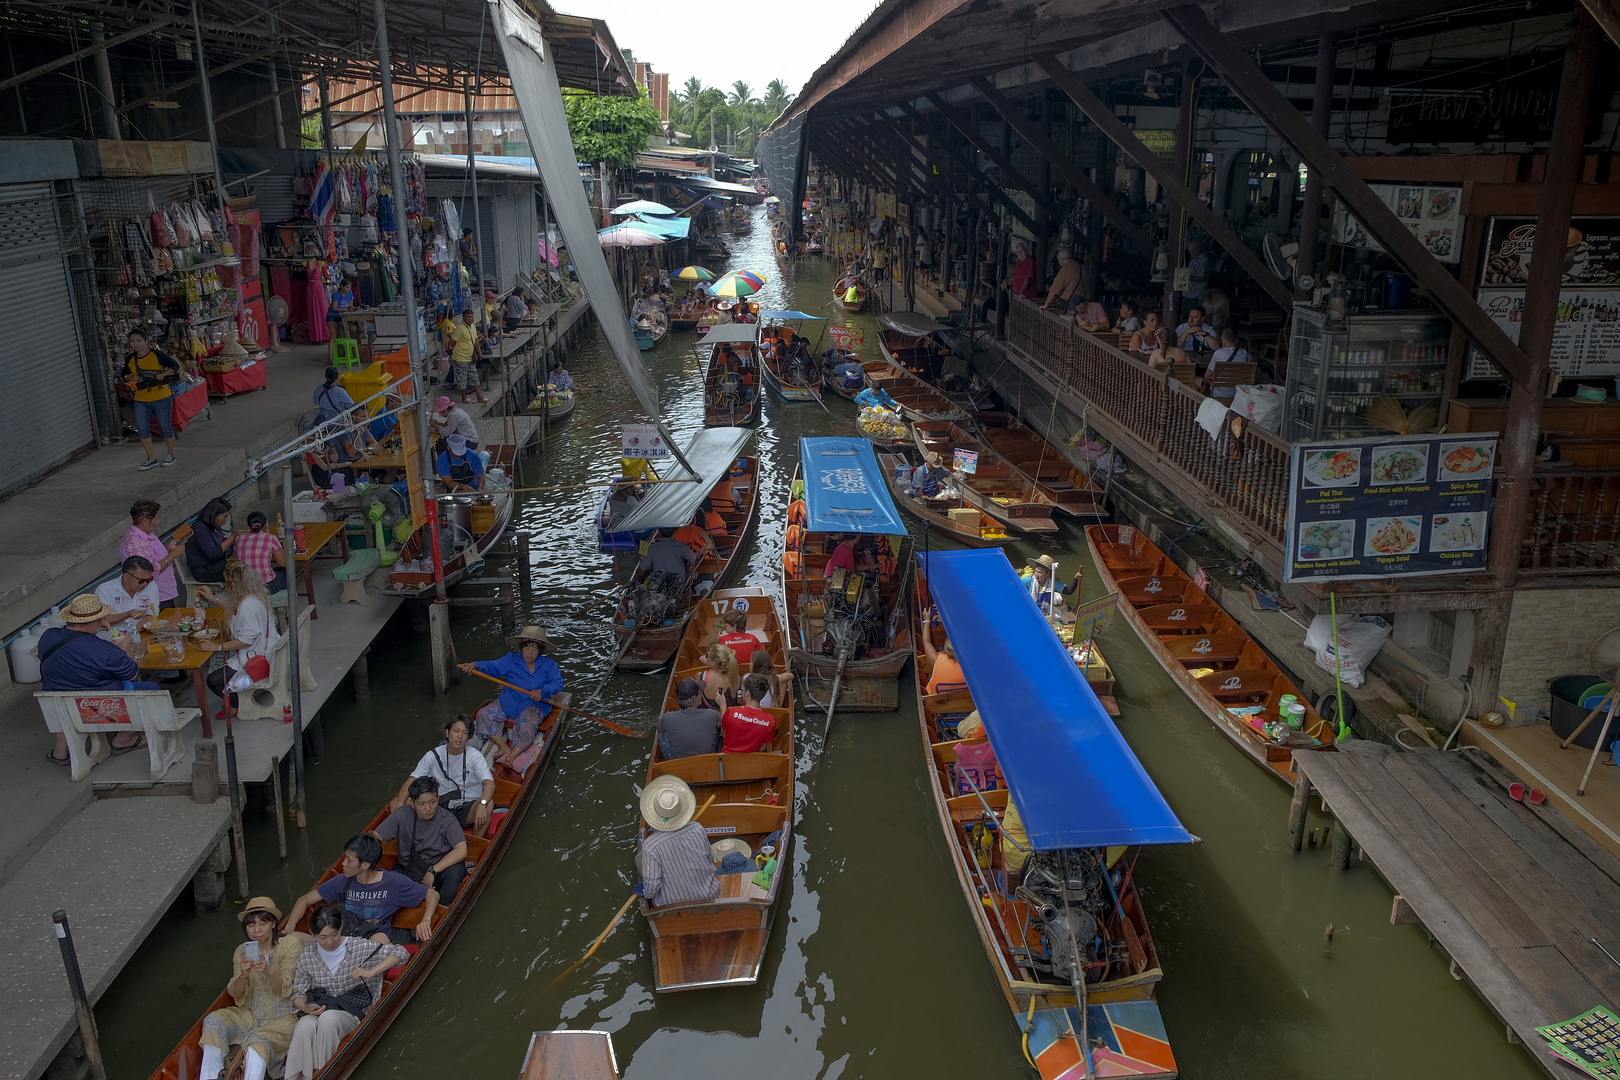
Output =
[
  {"x1": 373, "y1": 776, "x2": 470, "y2": 903},
  {"x1": 658, "y1": 678, "x2": 722, "y2": 758}
]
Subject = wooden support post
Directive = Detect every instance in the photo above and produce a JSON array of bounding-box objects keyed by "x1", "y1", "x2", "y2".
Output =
[
  {"x1": 923, "y1": 93, "x2": 1055, "y2": 212},
  {"x1": 1287, "y1": 766, "x2": 1311, "y2": 852},
  {"x1": 1329, "y1": 822, "x2": 1352, "y2": 870},
  {"x1": 353, "y1": 647, "x2": 370, "y2": 701},
  {"x1": 1293, "y1": 33, "x2": 1336, "y2": 298},
  {"x1": 1391, "y1": 895, "x2": 1419, "y2": 925},
  {"x1": 1163, "y1": 63, "x2": 1194, "y2": 331},
  {"x1": 1470, "y1": 7, "x2": 1603, "y2": 706},
  {"x1": 270, "y1": 755, "x2": 287, "y2": 861},
  {"x1": 429, "y1": 601, "x2": 451, "y2": 695}
]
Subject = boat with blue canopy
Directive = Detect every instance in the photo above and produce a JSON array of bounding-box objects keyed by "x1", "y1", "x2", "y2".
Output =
[
  {"x1": 758, "y1": 310, "x2": 827, "y2": 403},
  {"x1": 913, "y1": 548, "x2": 1187, "y2": 1080},
  {"x1": 701, "y1": 322, "x2": 761, "y2": 427},
  {"x1": 782, "y1": 437, "x2": 914, "y2": 714}
]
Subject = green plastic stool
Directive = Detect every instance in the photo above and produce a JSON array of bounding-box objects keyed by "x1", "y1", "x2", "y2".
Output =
[{"x1": 332, "y1": 337, "x2": 362, "y2": 369}]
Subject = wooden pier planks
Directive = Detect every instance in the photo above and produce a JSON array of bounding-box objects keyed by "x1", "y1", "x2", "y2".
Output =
[{"x1": 1294, "y1": 741, "x2": 1620, "y2": 1071}]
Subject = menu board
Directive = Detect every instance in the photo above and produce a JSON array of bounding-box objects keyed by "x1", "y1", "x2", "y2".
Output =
[
  {"x1": 1284, "y1": 432, "x2": 1497, "y2": 582},
  {"x1": 1331, "y1": 183, "x2": 1462, "y2": 264}
]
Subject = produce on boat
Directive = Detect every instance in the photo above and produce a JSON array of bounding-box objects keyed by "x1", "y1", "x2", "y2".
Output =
[{"x1": 876, "y1": 450, "x2": 1012, "y2": 547}]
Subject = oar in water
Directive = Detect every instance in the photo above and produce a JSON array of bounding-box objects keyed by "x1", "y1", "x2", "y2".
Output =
[
  {"x1": 543, "y1": 792, "x2": 718, "y2": 990},
  {"x1": 458, "y1": 666, "x2": 648, "y2": 738}
]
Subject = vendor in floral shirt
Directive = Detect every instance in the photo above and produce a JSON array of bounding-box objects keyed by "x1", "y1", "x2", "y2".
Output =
[
  {"x1": 236, "y1": 512, "x2": 287, "y2": 593},
  {"x1": 118, "y1": 499, "x2": 185, "y2": 609}
]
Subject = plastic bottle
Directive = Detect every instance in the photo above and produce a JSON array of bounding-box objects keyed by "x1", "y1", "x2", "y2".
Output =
[
  {"x1": 8, "y1": 626, "x2": 42, "y2": 683},
  {"x1": 275, "y1": 512, "x2": 285, "y2": 537}
]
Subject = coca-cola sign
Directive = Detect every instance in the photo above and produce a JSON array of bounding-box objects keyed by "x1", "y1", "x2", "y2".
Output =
[{"x1": 74, "y1": 697, "x2": 132, "y2": 726}]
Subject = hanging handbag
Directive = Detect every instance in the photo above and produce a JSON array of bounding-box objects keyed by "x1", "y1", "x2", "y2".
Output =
[
  {"x1": 150, "y1": 210, "x2": 175, "y2": 248},
  {"x1": 233, "y1": 601, "x2": 273, "y2": 683}
]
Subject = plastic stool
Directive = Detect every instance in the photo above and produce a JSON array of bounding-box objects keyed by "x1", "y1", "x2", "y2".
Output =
[
  {"x1": 332, "y1": 338, "x2": 362, "y2": 370},
  {"x1": 333, "y1": 548, "x2": 381, "y2": 605}
]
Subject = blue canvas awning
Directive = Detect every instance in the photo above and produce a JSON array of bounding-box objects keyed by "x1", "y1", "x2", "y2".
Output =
[
  {"x1": 798, "y1": 438, "x2": 906, "y2": 535},
  {"x1": 760, "y1": 310, "x2": 826, "y2": 320},
  {"x1": 634, "y1": 214, "x2": 691, "y2": 239},
  {"x1": 924, "y1": 550, "x2": 1191, "y2": 850}
]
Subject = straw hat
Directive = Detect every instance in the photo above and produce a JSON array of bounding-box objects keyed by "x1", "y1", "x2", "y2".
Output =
[
  {"x1": 710, "y1": 838, "x2": 752, "y2": 862},
  {"x1": 61, "y1": 594, "x2": 112, "y2": 624},
  {"x1": 1033, "y1": 554, "x2": 1059, "y2": 574},
  {"x1": 641, "y1": 775, "x2": 698, "y2": 832},
  {"x1": 238, "y1": 896, "x2": 283, "y2": 923},
  {"x1": 506, "y1": 625, "x2": 551, "y2": 653}
]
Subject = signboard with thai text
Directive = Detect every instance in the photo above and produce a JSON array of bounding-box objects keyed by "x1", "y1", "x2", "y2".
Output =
[{"x1": 1284, "y1": 432, "x2": 1497, "y2": 582}]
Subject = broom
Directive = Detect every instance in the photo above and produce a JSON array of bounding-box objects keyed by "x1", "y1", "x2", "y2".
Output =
[{"x1": 1362, "y1": 395, "x2": 1440, "y2": 436}]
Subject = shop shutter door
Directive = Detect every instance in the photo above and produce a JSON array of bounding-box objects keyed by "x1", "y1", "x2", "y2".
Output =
[
  {"x1": 494, "y1": 192, "x2": 519, "y2": 290},
  {"x1": 0, "y1": 187, "x2": 94, "y2": 495}
]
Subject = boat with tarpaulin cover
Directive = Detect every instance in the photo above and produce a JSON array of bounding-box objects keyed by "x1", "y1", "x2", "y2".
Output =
[
  {"x1": 783, "y1": 437, "x2": 914, "y2": 713},
  {"x1": 877, "y1": 311, "x2": 994, "y2": 411},
  {"x1": 757, "y1": 310, "x2": 826, "y2": 403},
  {"x1": 914, "y1": 549, "x2": 1186, "y2": 1079},
  {"x1": 639, "y1": 586, "x2": 793, "y2": 990},
  {"x1": 609, "y1": 428, "x2": 759, "y2": 670},
  {"x1": 1085, "y1": 523, "x2": 1337, "y2": 784},
  {"x1": 701, "y1": 322, "x2": 762, "y2": 427}
]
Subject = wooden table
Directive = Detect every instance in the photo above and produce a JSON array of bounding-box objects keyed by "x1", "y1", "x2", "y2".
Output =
[
  {"x1": 132, "y1": 607, "x2": 222, "y2": 737},
  {"x1": 293, "y1": 521, "x2": 348, "y2": 618}
]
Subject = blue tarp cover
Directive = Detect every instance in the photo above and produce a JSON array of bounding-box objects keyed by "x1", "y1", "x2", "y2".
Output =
[
  {"x1": 760, "y1": 310, "x2": 826, "y2": 320},
  {"x1": 798, "y1": 438, "x2": 906, "y2": 535},
  {"x1": 924, "y1": 550, "x2": 1191, "y2": 850},
  {"x1": 635, "y1": 215, "x2": 692, "y2": 239}
]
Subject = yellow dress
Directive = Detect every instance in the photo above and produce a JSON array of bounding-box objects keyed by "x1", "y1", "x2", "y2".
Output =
[{"x1": 199, "y1": 935, "x2": 303, "y2": 1074}]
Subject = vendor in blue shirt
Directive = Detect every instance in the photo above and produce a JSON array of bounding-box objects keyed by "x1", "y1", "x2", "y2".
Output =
[
  {"x1": 434, "y1": 433, "x2": 484, "y2": 492},
  {"x1": 458, "y1": 624, "x2": 564, "y2": 771}
]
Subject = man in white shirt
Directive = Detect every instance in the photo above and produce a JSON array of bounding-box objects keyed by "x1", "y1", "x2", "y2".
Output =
[
  {"x1": 394, "y1": 714, "x2": 495, "y2": 830},
  {"x1": 1175, "y1": 306, "x2": 1219, "y2": 354},
  {"x1": 1203, "y1": 327, "x2": 1250, "y2": 401},
  {"x1": 95, "y1": 556, "x2": 160, "y2": 630}
]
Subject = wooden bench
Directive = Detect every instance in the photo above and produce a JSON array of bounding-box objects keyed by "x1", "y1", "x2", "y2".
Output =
[
  {"x1": 1165, "y1": 633, "x2": 1248, "y2": 668},
  {"x1": 36, "y1": 689, "x2": 197, "y2": 781},
  {"x1": 1113, "y1": 572, "x2": 1185, "y2": 606},
  {"x1": 1196, "y1": 668, "x2": 1278, "y2": 704},
  {"x1": 1205, "y1": 361, "x2": 1258, "y2": 393},
  {"x1": 1136, "y1": 602, "x2": 1221, "y2": 635}
]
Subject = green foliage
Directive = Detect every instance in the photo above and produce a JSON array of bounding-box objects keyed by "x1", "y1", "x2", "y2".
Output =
[
  {"x1": 562, "y1": 88, "x2": 661, "y2": 170},
  {"x1": 671, "y1": 77, "x2": 792, "y2": 157}
]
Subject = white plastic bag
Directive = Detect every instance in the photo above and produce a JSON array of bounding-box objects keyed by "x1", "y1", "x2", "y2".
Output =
[
  {"x1": 1233, "y1": 383, "x2": 1286, "y2": 433},
  {"x1": 1305, "y1": 614, "x2": 1391, "y2": 688}
]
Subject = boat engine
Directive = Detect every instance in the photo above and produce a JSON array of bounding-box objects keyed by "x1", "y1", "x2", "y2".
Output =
[
  {"x1": 1017, "y1": 849, "x2": 1110, "y2": 987},
  {"x1": 820, "y1": 569, "x2": 878, "y2": 657},
  {"x1": 628, "y1": 571, "x2": 685, "y2": 627}
]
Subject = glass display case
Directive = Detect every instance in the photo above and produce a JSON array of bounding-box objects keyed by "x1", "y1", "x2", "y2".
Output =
[{"x1": 1285, "y1": 305, "x2": 1452, "y2": 441}]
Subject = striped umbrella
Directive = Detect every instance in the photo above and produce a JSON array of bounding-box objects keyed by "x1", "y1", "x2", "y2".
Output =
[
  {"x1": 711, "y1": 270, "x2": 767, "y2": 297},
  {"x1": 673, "y1": 265, "x2": 715, "y2": 281}
]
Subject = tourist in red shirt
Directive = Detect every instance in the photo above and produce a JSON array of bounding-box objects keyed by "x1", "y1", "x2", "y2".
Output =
[
  {"x1": 721, "y1": 674, "x2": 777, "y2": 753},
  {"x1": 716, "y1": 609, "x2": 760, "y2": 665},
  {"x1": 1007, "y1": 241, "x2": 1037, "y2": 298}
]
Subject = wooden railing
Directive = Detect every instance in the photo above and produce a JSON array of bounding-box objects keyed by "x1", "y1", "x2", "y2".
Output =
[
  {"x1": 1522, "y1": 468, "x2": 1620, "y2": 574},
  {"x1": 1007, "y1": 298, "x2": 1291, "y2": 545}
]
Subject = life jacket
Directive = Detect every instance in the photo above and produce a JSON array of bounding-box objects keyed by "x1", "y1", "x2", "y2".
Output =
[
  {"x1": 703, "y1": 509, "x2": 728, "y2": 537},
  {"x1": 787, "y1": 500, "x2": 807, "y2": 527},
  {"x1": 877, "y1": 554, "x2": 897, "y2": 580},
  {"x1": 673, "y1": 525, "x2": 706, "y2": 554},
  {"x1": 785, "y1": 523, "x2": 803, "y2": 552},
  {"x1": 783, "y1": 550, "x2": 802, "y2": 579}
]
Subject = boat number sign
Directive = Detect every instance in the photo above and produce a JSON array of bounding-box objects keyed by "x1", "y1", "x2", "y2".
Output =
[
  {"x1": 1284, "y1": 431, "x2": 1497, "y2": 581},
  {"x1": 621, "y1": 424, "x2": 669, "y2": 458},
  {"x1": 952, "y1": 449, "x2": 979, "y2": 474},
  {"x1": 710, "y1": 597, "x2": 750, "y2": 615}
]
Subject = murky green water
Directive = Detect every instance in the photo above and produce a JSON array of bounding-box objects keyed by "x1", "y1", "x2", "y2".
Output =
[{"x1": 95, "y1": 213, "x2": 1539, "y2": 1080}]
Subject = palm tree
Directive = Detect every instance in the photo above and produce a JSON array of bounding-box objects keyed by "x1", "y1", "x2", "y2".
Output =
[
  {"x1": 762, "y1": 79, "x2": 792, "y2": 115},
  {"x1": 729, "y1": 81, "x2": 754, "y2": 108},
  {"x1": 682, "y1": 76, "x2": 704, "y2": 126}
]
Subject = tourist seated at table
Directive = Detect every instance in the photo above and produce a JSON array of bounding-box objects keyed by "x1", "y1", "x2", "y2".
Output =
[
  {"x1": 195, "y1": 559, "x2": 280, "y2": 720},
  {"x1": 1114, "y1": 300, "x2": 1142, "y2": 333},
  {"x1": 121, "y1": 499, "x2": 185, "y2": 611},
  {"x1": 236, "y1": 512, "x2": 287, "y2": 593},
  {"x1": 1073, "y1": 298, "x2": 1111, "y2": 332},
  {"x1": 196, "y1": 896, "x2": 301, "y2": 1080},
  {"x1": 312, "y1": 368, "x2": 355, "y2": 423},
  {"x1": 460, "y1": 625, "x2": 563, "y2": 771},
  {"x1": 657, "y1": 678, "x2": 721, "y2": 759},
  {"x1": 1128, "y1": 311, "x2": 1161, "y2": 355},
  {"x1": 636, "y1": 776, "x2": 721, "y2": 907},
  {"x1": 96, "y1": 556, "x2": 160, "y2": 631},
  {"x1": 435, "y1": 434, "x2": 484, "y2": 493},
  {"x1": 1175, "y1": 307, "x2": 1219, "y2": 354},
  {"x1": 503, "y1": 291, "x2": 529, "y2": 332},
  {"x1": 430, "y1": 396, "x2": 479, "y2": 453},
  {"x1": 919, "y1": 607, "x2": 966, "y2": 694},
  {"x1": 1202, "y1": 327, "x2": 1250, "y2": 401},
  {"x1": 40, "y1": 593, "x2": 153, "y2": 763},
  {"x1": 186, "y1": 497, "x2": 236, "y2": 583},
  {"x1": 283, "y1": 907, "x2": 407, "y2": 1080},
  {"x1": 372, "y1": 776, "x2": 469, "y2": 905},
  {"x1": 721, "y1": 674, "x2": 777, "y2": 753},
  {"x1": 284, "y1": 833, "x2": 435, "y2": 946},
  {"x1": 396, "y1": 715, "x2": 495, "y2": 830},
  {"x1": 1146, "y1": 327, "x2": 1190, "y2": 373}
]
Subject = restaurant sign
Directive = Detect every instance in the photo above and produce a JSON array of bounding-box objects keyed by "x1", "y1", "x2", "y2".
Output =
[{"x1": 1284, "y1": 432, "x2": 1497, "y2": 582}]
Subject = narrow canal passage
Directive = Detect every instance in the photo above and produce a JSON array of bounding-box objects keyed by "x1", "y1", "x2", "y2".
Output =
[{"x1": 95, "y1": 211, "x2": 1539, "y2": 1080}]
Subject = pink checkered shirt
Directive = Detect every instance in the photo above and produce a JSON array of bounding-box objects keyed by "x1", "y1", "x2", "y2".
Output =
[{"x1": 235, "y1": 529, "x2": 283, "y2": 584}]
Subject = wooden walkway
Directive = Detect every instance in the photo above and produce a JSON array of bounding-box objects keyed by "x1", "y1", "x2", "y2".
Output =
[{"x1": 1293, "y1": 741, "x2": 1620, "y2": 1074}]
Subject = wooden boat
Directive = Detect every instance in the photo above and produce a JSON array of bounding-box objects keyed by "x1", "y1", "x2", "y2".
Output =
[
  {"x1": 973, "y1": 411, "x2": 1103, "y2": 517},
  {"x1": 596, "y1": 487, "x2": 651, "y2": 552},
  {"x1": 783, "y1": 460, "x2": 914, "y2": 712},
  {"x1": 149, "y1": 693, "x2": 570, "y2": 1080},
  {"x1": 1085, "y1": 523, "x2": 1336, "y2": 785},
  {"x1": 877, "y1": 314, "x2": 996, "y2": 411},
  {"x1": 525, "y1": 387, "x2": 575, "y2": 421},
  {"x1": 639, "y1": 586, "x2": 793, "y2": 990},
  {"x1": 519, "y1": 1030, "x2": 618, "y2": 1080},
  {"x1": 854, "y1": 414, "x2": 909, "y2": 449},
  {"x1": 701, "y1": 323, "x2": 761, "y2": 427},
  {"x1": 911, "y1": 419, "x2": 1059, "y2": 533},
  {"x1": 610, "y1": 456, "x2": 759, "y2": 670},
  {"x1": 758, "y1": 326, "x2": 823, "y2": 403},
  {"x1": 865, "y1": 368, "x2": 966, "y2": 423},
  {"x1": 632, "y1": 310, "x2": 667, "y2": 351},
  {"x1": 833, "y1": 278, "x2": 867, "y2": 312},
  {"x1": 876, "y1": 450, "x2": 1011, "y2": 547},
  {"x1": 1050, "y1": 618, "x2": 1120, "y2": 718},
  {"x1": 822, "y1": 358, "x2": 885, "y2": 400},
  {"x1": 912, "y1": 553, "x2": 1180, "y2": 1080}
]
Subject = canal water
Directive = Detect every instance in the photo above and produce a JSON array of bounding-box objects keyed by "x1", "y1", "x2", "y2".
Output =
[{"x1": 95, "y1": 212, "x2": 1539, "y2": 1080}]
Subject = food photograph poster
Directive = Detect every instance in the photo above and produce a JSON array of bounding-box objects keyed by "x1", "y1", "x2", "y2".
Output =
[{"x1": 1285, "y1": 432, "x2": 1498, "y2": 582}]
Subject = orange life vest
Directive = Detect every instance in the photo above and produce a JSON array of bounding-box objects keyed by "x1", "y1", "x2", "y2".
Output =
[
  {"x1": 877, "y1": 554, "x2": 897, "y2": 580},
  {"x1": 704, "y1": 509, "x2": 728, "y2": 536},
  {"x1": 785, "y1": 523, "x2": 803, "y2": 552},
  {"x1": 787, "y1": 500, "x2": 807, "y2": 527},
  {"x1": 673, "y1": 525, "x2": 706, "y2": 554},
  {"x1": 783, "y1": 551, "x2": 802, "y2": 579}
]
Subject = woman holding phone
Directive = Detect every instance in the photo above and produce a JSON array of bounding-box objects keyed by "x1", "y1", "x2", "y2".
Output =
[{"x1": 195, "y1": 896, "x2": 303, "y2": 1080}]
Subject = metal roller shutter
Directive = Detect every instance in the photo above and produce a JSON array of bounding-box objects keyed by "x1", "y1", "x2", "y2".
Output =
[
  {"x1": 494, "y1": 191, "x2": 520, "y2": 289},
  {"x1": 0, "y1": 184, "x2": 94, "y2": 495}
]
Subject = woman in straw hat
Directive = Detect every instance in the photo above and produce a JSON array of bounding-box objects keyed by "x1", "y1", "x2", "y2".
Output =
[
  {"x1": 1019, "y1": 554, "x2": 1083, "y2": 621},
  {"x1": 635, "y1": 776, "x2": 721, "y2": 907},
  {"x1": 458, "y1": 625, "x2": 563, "y2": 771},
  {"x1": 196, "y1": 896, "x2": 302, "y2": 1080}
]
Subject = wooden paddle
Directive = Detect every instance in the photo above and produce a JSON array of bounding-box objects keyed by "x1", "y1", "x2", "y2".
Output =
[
  {"x1": 543, "y1": 792, "x2": 718, "y2": 990},
  {"x1": 459, "y1": 666, "x2": 648, "y2": 738}
]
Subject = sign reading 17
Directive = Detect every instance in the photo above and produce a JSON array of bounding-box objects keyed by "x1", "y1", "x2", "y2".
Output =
[{"x1": 709, "y1": 597, "x2": 751, "y2": 616}]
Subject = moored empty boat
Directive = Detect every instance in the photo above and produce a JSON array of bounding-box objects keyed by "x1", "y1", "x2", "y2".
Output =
[
  {"x1": 911, "y1": 418, "x2": 1059, "y2": 533},
  {"x1": 973, "y1": 411, "x2": 1104, "y2": 517}
]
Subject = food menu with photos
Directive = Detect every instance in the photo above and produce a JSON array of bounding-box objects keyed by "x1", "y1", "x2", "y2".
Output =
[
  {"x1": 1284, "y1": 432, "x2": 1498, "y2": 582},
  {"x1": 1330, "y1": 182, "x2": 1462, "y2": 264}
]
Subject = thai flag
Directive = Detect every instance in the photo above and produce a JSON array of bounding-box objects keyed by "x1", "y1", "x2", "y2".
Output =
[{"x1": 309, "y1": 160, "x2": 336, "y2": 225}]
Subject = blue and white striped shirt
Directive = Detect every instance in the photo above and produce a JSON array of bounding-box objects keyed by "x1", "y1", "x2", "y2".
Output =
[{"x1": 639, "y1": 822, "x2": 721, "y2": 907}]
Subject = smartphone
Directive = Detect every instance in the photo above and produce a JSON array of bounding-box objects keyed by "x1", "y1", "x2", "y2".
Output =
[{"x1": 244, "y1": 941, "x2": 260, "y2": 962}]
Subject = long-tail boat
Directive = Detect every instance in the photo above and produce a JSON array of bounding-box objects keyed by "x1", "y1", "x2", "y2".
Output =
[
  {"x1": 701, "y1": 322, "x2": 762, "y2": 427},
  {"x1": 638, "y1": 586, "x2": 793, "y2": 991},
  {"x1": 519, "y1": 1030, "x2": 619, "y2": 1080},
  {"x1": 822, "y1": 358, "x2": 886, "y2": 401},
  {"x1": 149, "y1": 693, "x2": 571, "y2": 1080},
  {"x1": 877, "y1": 312, "x2": 994, "y2": 411},
  {"x1": 783, "y1": 438, "x2": 914, "y2": 713},
  {"x1": 911, "y1": 419, "x2": 1060, "y2": 533},
  {"x1": 973, "y1": 411, "x2": 1103, "y2": 518},
  {"x1": 865, "y1": 368, "x2": 966, "y2": 423},
  {"x1": 1085, "y1": 523, "x2": 1336, "y2": 784},
  {"x1": 610, "y1": 430, "x2": 759, "y2": 670},
  {"x1": 876, "y1": 450, "x2": 1011, "y2": 547},
  {"x1": 758, "y1": 313, "x2": 826, "y2": 403},
  {"x1": 914, "y1": 549, "x2": 1185, "y2": 1079}
]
